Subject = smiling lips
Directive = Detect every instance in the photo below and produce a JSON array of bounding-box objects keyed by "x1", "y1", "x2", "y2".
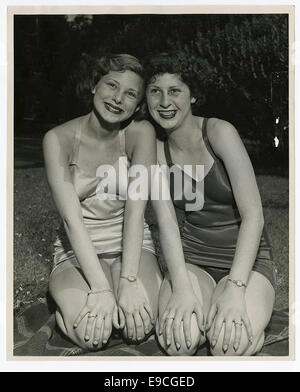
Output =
[
  {"x1": 157, "y1": 110, "x2": 177, "y2": 119},
  {"x1": 104, "y1": 102, "x2": 124, "y2": 115}
]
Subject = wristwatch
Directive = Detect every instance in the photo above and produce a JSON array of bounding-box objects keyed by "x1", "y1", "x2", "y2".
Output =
[
  {"x1": 120, "y1": 275, "x2": 137, "y2": 283},
  {"x1": 227, "y1": 278, "x2": 247, "y2": 288}
]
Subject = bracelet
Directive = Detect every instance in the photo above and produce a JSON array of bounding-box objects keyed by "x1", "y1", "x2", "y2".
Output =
[
  {"x1": 87, "y1": 288, "x2": 113, "y2": 296},
  {"x1": 227, "y1": 278, "x2": 247, "y2": 288},
  {"x1": 120, "y1": 275, "x2": 137, "y2": 283}
]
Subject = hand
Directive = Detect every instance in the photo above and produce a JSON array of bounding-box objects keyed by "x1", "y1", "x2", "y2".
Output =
[
  {"x1": 117, "y1": 278, "x2": 155, "y2": 342},
  {"x1": 73, "y1": 289, "x2": 118, "y2": 348},
  {"x1": 206, "y1": 284, "x2": 253, "y2": 353},
  {"x1": 159, "y1": 289, "x2": 205, "y2": 351}
]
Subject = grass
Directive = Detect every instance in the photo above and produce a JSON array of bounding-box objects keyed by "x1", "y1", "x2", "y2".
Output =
[{"x1": 13, "y1": 168, "x2": 289, "y2": 310}]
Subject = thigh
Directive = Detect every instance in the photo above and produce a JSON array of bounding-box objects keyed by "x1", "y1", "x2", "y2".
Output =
[
  {"x1": 208, "y1": 271, "x2": 275, "y2": 356},
  {"x1": 49, "y1": 257, "x2": 114, "y2": 350},
  {"x1": 157, "y1": 263, "x2": 216, "y2": 356}
]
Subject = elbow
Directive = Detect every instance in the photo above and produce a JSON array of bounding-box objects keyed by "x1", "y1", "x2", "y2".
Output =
[
  {"x1": 241, "y1": 208, "x2": 264, "y2": 230},
  {"x1": 62, "y1": 214, "x2": 83, "y2": 232}
]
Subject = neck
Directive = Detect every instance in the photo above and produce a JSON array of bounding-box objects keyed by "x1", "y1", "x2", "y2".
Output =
[
  {"x1": 87, "y1": 105, "x2": 134, "y2": 140},
  {"x1": 168, "y1": 114, "x2": 201, "y2": 151}
]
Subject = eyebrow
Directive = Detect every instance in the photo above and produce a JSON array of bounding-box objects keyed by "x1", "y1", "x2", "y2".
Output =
[{"x1": 105, "y1": 77, "x2": 139, "y2": 93}]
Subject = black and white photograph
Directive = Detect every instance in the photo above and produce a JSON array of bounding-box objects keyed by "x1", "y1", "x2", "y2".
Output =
[{"x1": 7, "y1": 4, "x2": 294, "y2": 363}]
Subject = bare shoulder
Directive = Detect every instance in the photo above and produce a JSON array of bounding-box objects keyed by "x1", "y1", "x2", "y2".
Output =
[
  {"x1": 42, "y1": 116, "x2": 83, "y2": 152},
  {"x1": 206, "y1": 117, "x2": 242, "y2": 157},
  {"x1": 126, "y1": 119, "x2": 156, "y2": 141}
]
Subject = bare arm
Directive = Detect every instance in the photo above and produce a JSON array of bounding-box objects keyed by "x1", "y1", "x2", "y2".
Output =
[
  {"x1": 208, "y1": 118, "x2": 264, "y2": 284},
  {"x1": 43, "y1": 127, "x2": 110, "y2": 291},
  {"x1": 120, "y1": 121, "x2": 157, "y2": 278}
]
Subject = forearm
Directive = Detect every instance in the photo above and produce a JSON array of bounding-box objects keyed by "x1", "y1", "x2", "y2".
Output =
[
  {"x1": 229, "y1": 212, "x2": 264, "y2": 284},
  {"x1": 159, "y1": 221, "x2": 191, "y2": 291},
  {"x1": 63, "y1": 218, "x2": 110, "y2": 290},
  {"x1": 120, "y1": 210, "x2": 144, "y2": 277}
]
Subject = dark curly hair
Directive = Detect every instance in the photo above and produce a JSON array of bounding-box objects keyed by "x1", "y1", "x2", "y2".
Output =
[
  {"x1": 144, "y1": 52, "x2": 206, "y2": 106},
  {"x1": 75, "y1": 53, "x2": 146, "y2": 120}
]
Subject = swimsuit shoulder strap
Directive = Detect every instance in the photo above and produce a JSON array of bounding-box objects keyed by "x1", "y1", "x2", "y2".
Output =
[
  {"x1": 69, "y1": 117, "x2": 83, "y2": 165},
  {"x1": 164, "y1": 139, "x2": 173, "y2": 168},
  {"x1": 119, "y1": 126, "x2": 127, "y2": 157},
  {"x1": 201, "y1": 117, "x2": 219, "y2": 161}
]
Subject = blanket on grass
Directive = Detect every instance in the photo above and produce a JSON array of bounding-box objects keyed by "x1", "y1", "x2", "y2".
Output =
[{"x1": 14, "y1": 298, "x2": 289, "y2": 357}]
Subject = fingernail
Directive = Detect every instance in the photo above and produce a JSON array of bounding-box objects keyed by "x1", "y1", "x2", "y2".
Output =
[
  {"x1": 187, "y1": 340, "x2": 191, "y2": 349},
  {"x1": 176, "y1": 342, "x2": 181, "y2": 350},
  {"x1": 166, "y1": 339, "x2": 171, "y2": 346},
  {"x1": 84, "y1": 335, "x2": 89, "y2": 341},
  {"x1": 73, "y1": 324, "x2": 77, "y2": 329},
  {"x1": 223, "y1": 344, "x2": 228, "y2": 353},
  {"x1": 103, "y1": 340, "x2": 107, "y2": 345},
  {"x1": 249, "y1": 337, "x2": 253, "y2": 345},
  {"x1": 93, "y1": 340, "x2": 98, "y2": 346},
  {"x1": 211, "y1": 339, "x2": 216, "y2": 348},
  {"x1": 233, "y1": 344, "x2": 239, "y2": 352},
  {"x1": 137, "y1": 336, "x2": 142, "y2": 341}
]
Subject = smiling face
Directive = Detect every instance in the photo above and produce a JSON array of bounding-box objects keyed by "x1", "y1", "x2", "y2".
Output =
[
  {"x1": 93, "y1": 70, "x2": 144, "y2": 124},
  {"x1": 146, "y1": 73, "x2": 195, "y2": 132}
]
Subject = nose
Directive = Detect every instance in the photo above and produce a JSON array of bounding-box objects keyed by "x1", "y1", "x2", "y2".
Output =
[
  {"x1": 159, "y1": 92, "x2": 171, "y2": 108},
  {"x1": 112, "y1": 91, "x2": 123, "y2": 104}
]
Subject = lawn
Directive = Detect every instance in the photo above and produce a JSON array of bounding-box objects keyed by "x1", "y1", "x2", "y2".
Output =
[{"x1": 13, "y1": 168, "x2": 289, "y2": 310}]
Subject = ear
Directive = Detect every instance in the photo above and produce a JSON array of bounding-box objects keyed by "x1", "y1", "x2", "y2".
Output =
[{"x1": 191, "y1": 97, "x2": 197, "y2": 104}]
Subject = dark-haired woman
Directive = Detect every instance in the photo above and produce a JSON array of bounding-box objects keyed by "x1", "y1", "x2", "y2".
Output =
[
  {"x1": 146, "y1": 53, "x2": 276, "y2": 356},
  {"x1": 43, "y1": 54, "x2": 162, "y2": 351}
]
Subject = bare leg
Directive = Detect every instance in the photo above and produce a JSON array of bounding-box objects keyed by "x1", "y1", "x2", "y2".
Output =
[
  {"x1": 156, "y1": 263, "x2": 216, "y2": 356},
  {"x1": 49, "y1": 257, "x2": 115, "y2": 351},
  {"x1": 207, "y1": 271, "x2": 275, "y2": 356}
]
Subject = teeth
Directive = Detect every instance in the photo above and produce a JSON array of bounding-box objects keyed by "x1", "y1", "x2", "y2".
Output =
[
  {"x1": 105, "y1": 103, "x2": 122, "y2": 114},
  {"x1": 158, "y1": 110, "x2": 177, "y2": 118}
]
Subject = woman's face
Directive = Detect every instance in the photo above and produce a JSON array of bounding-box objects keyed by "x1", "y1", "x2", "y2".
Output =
[
  {"x1": 93, "y1": 70, "x2": 144, "y2": 124},
  {"x1": 146, "y1": 73, "x2": 194, "y2": 132}
]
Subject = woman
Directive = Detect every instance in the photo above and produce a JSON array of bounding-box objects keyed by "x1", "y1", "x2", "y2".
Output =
[
  {"x1": 146, "y1": 53, "x2": 276, "y2": 356},
  {"x1": 43, "y1": 54, "x2": 162, "y2": 351}
]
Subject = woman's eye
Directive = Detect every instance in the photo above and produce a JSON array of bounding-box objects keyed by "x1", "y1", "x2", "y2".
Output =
[
  {"x1": 127, "y1": 91, "x2": 137, "y2": 99},
  {"x1": 107, "y1": 82, "x2": 117, "y2": 89},
  {"x1": 149, "y1": 88, "x2": 160, "y2": 95},
  {"x1": 170, "y1": 89, "x2": 181, "y2": 95}
]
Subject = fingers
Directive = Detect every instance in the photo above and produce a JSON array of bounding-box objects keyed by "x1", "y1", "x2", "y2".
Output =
[
  {"x1": 84, "y1": 312, "x2": 97, "y2": 342},
  {"x1": 133, "y1": 311, "x2": 145, "y2": 342},
  {"x1": 112, "y1": 305, "x2": 120, "y2": 330},
  {"x1": 172, "y1": 314, "x2": 183, "y2": 351},
  {"x1": 144, "y1": 302, "x2": 155, "y2": 325},
  {"x1": 206, "y1": 304, "x2": 217, "y2": 331},
  {"x1": 159, "y1": 309, "x2": 169, "y2": 336},
  {"x1": 233, "y1": 321, "x2": 243, "y2": 352},
  {"x1": 118, "y1": 308, "x2": 126, "y2": 330},
  {"x1": 242, "y1": 314, "x2": 254, "y2": 345},
  {"x1": 125, "y1": 313, "x2": 135, "y2": 341},
  {"x1": 92, "y1": 315, "x2": 104, "y2": 347},
  {"x1": 102, "y1": 314, "x2": 112, "y2": 345},
  {"x1": 139, "y1": 306, "x2": 152, "y2": 335},
  {"x1": 195, "y1": 304, "x2": 205, "y2": 333},
  {"x1": 183, "y1": 312, "x2": 192, "y2": 350},
  {"x1": 222, "y1": 320, "x2": 233, "y2": 353},
  {"x1": 164, "y1": 315, "x2": 175, "y2": 347},
  {"x1": 73, "y1": 306, "x2": 90, "y2": 329},
  {"x1": 210, "y1": 314, "x2": 224, "y2": 349}
]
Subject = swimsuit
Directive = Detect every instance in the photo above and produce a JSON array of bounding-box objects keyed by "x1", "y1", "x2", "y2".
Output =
[
  {"x1": 52, "y1": 116, "x2": 155, "y2": 272},
  {"x1": 164, "y1": 118, "x2": 276, "y2": 287}
]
